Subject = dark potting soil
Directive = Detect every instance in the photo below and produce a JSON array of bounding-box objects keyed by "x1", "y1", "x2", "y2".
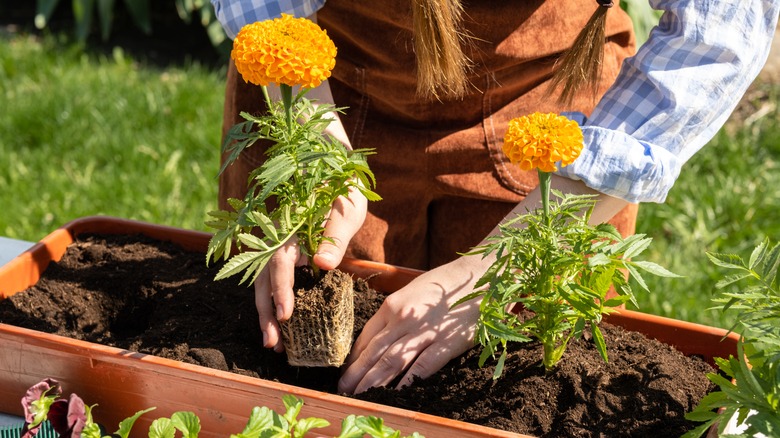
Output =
[{"x1": 0, "y1": 233, "x2": 715, "y2": 437}]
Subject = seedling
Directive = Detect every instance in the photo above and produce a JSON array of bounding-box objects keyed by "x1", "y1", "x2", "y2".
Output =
[
  {"x1": 684, "y1": 238, "x2": 780, "y2": 437},
  {"x1": 454, "y1": 112, "x2": 678, "y2": 376},
  {"x1": 205, "y1": 15, "x2": 380, "y2": 284}
]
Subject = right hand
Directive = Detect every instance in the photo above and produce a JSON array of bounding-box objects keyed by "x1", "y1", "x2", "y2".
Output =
[
  {"x1": 337, "y1": 253, "x2": 489, "y2": 394},
  {"x1": 254, "y1": 186, "x2": 368, "y2": 351}
]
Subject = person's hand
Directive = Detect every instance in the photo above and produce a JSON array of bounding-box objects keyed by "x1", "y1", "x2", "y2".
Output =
[
  {"x1": 338, "y1": 254, "x2": 491, "y2": 394},
  {"x1": 254, "y1": 186, "x2": 368, "y2": 352}
]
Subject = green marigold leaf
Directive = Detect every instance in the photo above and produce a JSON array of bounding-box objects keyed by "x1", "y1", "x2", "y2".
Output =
[
  {"x1": 629, "y1": 260, "x2": 681, "y2": 278},
  {"x1": 706, "y1": 252, "x2": 747, "y2": 270},
  {"x1": 622, "y1": 235, "x2": 653, "y2": 260},
  {"x1": 237, "y1": 233, "x2": 270, "y2": 251},
  {"x1": 714, "y1": 273, "x2": 754, "y2": 289},
  {"x1": 492, "y1": 349, "x2": 507, "y2": 380},
  {"x1": 215, "y1": 251, "x2": 266, "y2": 282},
  {"x1": 592, "y1": 325, "x2": 608, "y2": 362},
  {"x1": 749, "y1": 239, "x2": 769, "y2": 271}
]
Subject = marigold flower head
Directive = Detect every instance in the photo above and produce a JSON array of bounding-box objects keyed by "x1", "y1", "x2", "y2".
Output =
[
  {"x1": 231, "y1": 14, "x2": 337, "y2": 89},
  {"x1": 502, "y1": 112, "x2": 584, "y2": 173}
]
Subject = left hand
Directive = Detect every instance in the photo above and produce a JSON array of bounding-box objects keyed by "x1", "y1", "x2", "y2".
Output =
[{"x1": 337, "y1": 254, "x2": 490, "y2": 394}]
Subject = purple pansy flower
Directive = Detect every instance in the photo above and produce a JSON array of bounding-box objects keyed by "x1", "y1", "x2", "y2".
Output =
[
  {"x1": 21, "y1": 378, "x2": 62, "y2": 438},
  {"x1": 48, "y1": 393, "x2": 87, "y2": 438}
]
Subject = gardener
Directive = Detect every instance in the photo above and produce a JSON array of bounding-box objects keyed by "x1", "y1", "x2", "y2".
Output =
[{"x1": 211, "y1": 0, "x2": 779, "y2": 394}]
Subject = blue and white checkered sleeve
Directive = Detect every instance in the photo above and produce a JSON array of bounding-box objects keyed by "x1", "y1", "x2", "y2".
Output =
[
  {"x1": 211, "y1": 0, "x2": 328, "y2": 39},
  {"x1": 557, "y1": 0, "x2": 780, "y2": 203}
]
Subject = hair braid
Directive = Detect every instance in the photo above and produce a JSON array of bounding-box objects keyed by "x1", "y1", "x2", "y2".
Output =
[
  {"x1": 412, "y1": 0, "x2": 614, "y2": 103},
  {"x1": 412, "y1": 0, "x2": 471, "y2": 99},
  {"x1": 548, "y1": 1, "x2": 613, "y2": 105}
]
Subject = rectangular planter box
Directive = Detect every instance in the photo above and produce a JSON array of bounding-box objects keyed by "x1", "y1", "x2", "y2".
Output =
[{"x1": 0, "y1": 216, "x2": 739, "y2": 437}]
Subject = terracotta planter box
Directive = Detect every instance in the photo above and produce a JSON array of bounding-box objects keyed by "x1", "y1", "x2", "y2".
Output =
[{"x1": 0, "y1": 216, "x2": 739, "y2": 437}]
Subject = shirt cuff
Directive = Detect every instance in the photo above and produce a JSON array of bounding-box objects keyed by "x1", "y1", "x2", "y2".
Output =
[{"x1": 556, "y1": 114, "x2": 683, "y2": 204}]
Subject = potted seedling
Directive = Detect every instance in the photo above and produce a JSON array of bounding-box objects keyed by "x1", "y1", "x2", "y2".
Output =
[
  {"x1": 18, "y1": 378, "x2": 423, "y2": 438},
  {"x1": 683, "y1": 238, "x2": 780, "y2": 437},
  {"x1": 205, "y1": 15, "x2": 380, "y2": 367},
  {"x1": 454, "y1": 112, "x2": 680, "y2": 376}
]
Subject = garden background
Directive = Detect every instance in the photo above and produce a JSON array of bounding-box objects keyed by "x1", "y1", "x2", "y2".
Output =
[{"x1": 1, "y1": 2, "x2": 779, "y2": 329}]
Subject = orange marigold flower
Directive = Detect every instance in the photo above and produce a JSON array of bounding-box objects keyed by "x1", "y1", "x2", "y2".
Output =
[
  {"x1": 502, "y1": 112, "x2": 584, "y2": 173},
  {"x1": 231, "y1": 14, "x2": 337, "y2": 89}
]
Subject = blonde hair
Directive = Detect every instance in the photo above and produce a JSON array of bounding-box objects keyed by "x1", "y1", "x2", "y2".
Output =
[
  {"x1": 547, "y1": 3, "x2": 611, "y2": 105},
  {"x1": 412, "y1": 0, "x2": 470, "y2": 99},
  {"x1": 413, "y1": 0, "x2": 612, "y2": 104}
]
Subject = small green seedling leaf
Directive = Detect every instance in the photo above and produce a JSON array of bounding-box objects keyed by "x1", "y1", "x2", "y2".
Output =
[
  {"x1": 149, "y1": 417, "x2": 175, "y2": 438},
  {"x1": 114, "y1": 407, "x2": 155, "y2": 438},
  {"x1": 171, "y1": 411, "x2": 201, "y2": 438}
]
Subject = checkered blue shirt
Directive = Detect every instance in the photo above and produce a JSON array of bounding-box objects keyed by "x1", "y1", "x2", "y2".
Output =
[{"x1": 212, "y1": 0, "x2": 780, "y2": 203}]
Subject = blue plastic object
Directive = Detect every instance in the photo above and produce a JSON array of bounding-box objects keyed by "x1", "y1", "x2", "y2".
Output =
[{"x1": 0, "y1": 421, "x2": 58, "y2": 438}]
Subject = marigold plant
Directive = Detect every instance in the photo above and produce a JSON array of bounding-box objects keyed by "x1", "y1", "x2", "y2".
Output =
[
  {"x1": 683, "y1": 239, "x2": 780, "y2": 438},
  {"x1": 455, "y1": 112, "x2": 678, "y2": 376},
  {"x1": 206, "y1": 16, "x2": 379, "y2": 284}
]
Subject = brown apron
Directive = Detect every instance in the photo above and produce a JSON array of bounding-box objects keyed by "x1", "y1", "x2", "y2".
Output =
[{"x1": 219, "y1": 0, "x2": 639, "y2": 270}]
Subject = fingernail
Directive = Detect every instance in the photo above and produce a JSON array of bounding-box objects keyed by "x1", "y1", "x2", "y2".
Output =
[
  {"x1": 276, "y1": 305, "x2": 285, "y2": 320},
  {"x1": 262, "y1": 330, "x2": 268, "y2": 347}
]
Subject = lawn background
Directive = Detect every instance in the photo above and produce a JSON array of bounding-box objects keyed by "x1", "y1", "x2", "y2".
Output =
[{"x1": 1, "y1": 6, "x2": 779, "y2": 329}]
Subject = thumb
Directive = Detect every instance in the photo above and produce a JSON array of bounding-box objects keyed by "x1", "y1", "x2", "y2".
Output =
[
  {"x1": 314, "y1": 235, "x2": 347, "y2": 271},
  {"x1": 313, "y1": 190, "x2": 367, "y2": 270}
]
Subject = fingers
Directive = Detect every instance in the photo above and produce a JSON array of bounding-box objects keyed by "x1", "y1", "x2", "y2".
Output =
[
  {"x1": 337, "y1": 267, "x2": 482, "y2": 394},
  {"x1": 395, "y1": 342, "x2": 460, "y2": 390},
  {"x1": 314, "y1": 187, "x2": 367, "y2": 271},
  {"x1": 339, "y1": 309, "x2": 425, "y2": 394},
  {"x1": 254, "y1": 238, "x2": 303, "y2": 352},
  {"x1": 255, "y1": 268, "x2": 283, "y2": 352},
  {"x1": 343, "y1": 333, "x2": 425, "y2": 394},
  {"x1": 338, "y1": 299, "x2": 437, "y2": 394},
  {"x1": 339, "y1": 324, "x2": 469, "y2": 394},
  {"x1": 268, "y1": 240, "x2": 301, "y2": 321},
  {"x1": 338, "y1": 313, "x2": 385, "y2": 393}
]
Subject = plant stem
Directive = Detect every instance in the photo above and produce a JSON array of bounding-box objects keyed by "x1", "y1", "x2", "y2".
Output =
[
  {"x1": 261, "y1": 85, "x2": 273, "y2": 112},
  {"x1": 280, "y1": 84, "x2": 294, "y2": 138},
  {"x1": 539, "y1": 272, "x2": 557, "y2": 371},
  {"x1": 538, "y1": 169, "x2": 551, "y2": 226},
  {"x1": 311, "y1": 262, "x2": 321, "y2": 279},
  {"x1": 305, "y1": 215, "x2": 321, "y2": 278},
  {"x1": 542, "y1": 338, "x2": 556, "y2": 371}
]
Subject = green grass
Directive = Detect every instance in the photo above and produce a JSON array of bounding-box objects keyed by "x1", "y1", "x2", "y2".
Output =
[
  {"x1": 0, "y1": 32, "x2": 225, "y2": 241},
  {"x1": 2, "y1": 31, "x2": 779, "y2": 329}
]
